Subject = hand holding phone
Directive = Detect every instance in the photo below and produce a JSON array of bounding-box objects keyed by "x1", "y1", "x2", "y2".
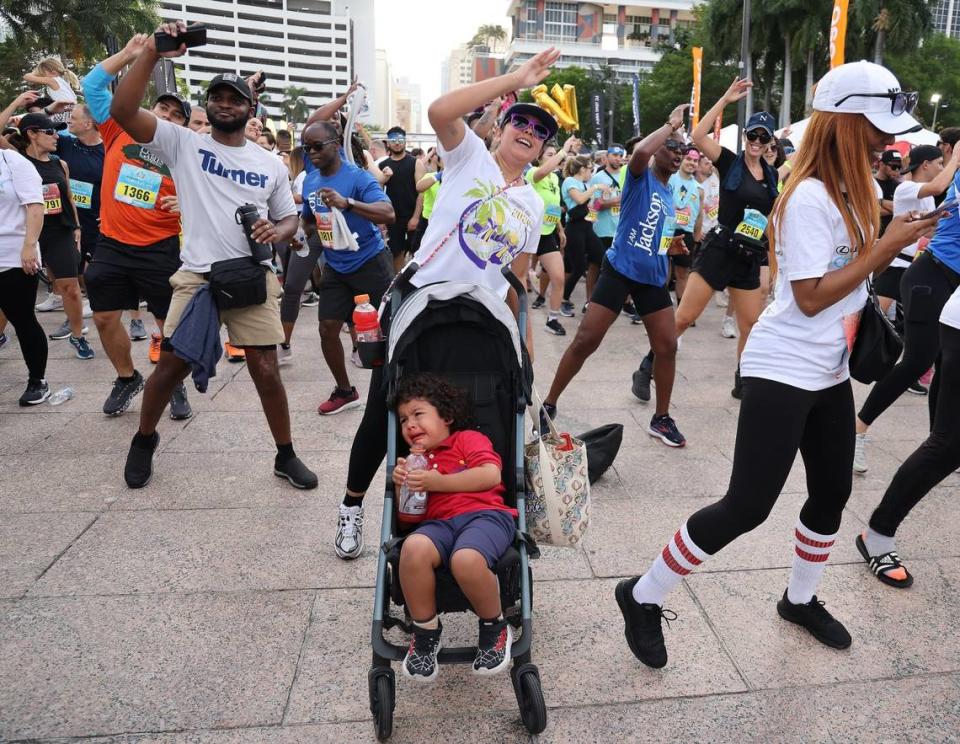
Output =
[
  {"x1": 154, "y1": 23, "x2": 207, "y2": 53},
  {"x1": 918, "y1": 198, "x2": 958, "y2": 221}
]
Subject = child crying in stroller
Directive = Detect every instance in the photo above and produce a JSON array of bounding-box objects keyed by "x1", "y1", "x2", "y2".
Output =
[{"x1": 391, "y1": 373, "x2": 518, "y2": 682}]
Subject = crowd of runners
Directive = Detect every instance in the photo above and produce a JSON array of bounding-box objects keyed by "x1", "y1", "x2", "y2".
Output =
[{"x1": 1, "y1": 25, "x2": 958, "y2": 679}]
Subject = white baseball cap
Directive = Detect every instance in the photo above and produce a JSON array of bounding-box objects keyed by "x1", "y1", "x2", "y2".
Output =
[{"x1": 812, "y1": 60, "x2": 921, "y2": 135}]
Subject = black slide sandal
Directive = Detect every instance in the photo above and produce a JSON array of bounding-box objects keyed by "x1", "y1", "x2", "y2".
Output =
[{"x1": 856, "y1": 534, "x2": 914, "y2": 589}]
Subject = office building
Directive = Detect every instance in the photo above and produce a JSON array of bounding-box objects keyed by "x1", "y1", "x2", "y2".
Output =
[
  {"x1": 393, "y1": 76, "x2": 422, "y2": 132},
  {"x1": 505, "y1": 1, "x2": 697, "y2": 82},
  {"x1": 933, "y1": 0, "x2": 960, "y2": 37}
]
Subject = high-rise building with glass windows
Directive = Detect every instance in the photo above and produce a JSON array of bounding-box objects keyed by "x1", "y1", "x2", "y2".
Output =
[{"x1": 932, "y1": 0, "x2": 960, "y2": 37}]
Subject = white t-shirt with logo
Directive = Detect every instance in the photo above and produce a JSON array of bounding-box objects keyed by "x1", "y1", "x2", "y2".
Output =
[
  {"x1": 0, "y1": 150, "x2": 43, "y2": 270},
  {"x1": 941, "y1": 286, "x2": 960, "y2": 330},
  {"x1": 891, "y1": 180, "x2": 934, "y2": 268},
  {"x1": 699, "y1": 172, "x2": 720, "y2": 233},
  {"x1": 410, "y1": 128, "x2": 543, "y2": 298},
  {"x1": 145, "y1": 120, "x2": 297, "y2": 272},
  {"x1": 741, "y1": 178, "x2": 868, "y2": 391}
]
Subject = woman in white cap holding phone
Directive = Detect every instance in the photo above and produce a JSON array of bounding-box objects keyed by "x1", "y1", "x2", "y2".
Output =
[{"x1": 615, "y1": 61, "x2": 940, "y2": 670}]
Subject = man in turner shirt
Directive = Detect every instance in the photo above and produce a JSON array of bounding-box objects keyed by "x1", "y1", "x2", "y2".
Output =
[{"x1": 110, "y1": 23, "x2": 317, "y2": 491}]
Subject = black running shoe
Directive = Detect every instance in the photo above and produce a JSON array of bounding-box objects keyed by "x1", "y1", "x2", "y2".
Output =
[
  {"x1": 615, "y1": 577, "x2": 676, "y2": 668},
  {"x1": 731, "y1": 367, "x2": 744, "y2": 400},
  {"x1": 124, "y1": 431, "x2": 159, "y2": 489},
  {"x1": 544, "y1": 317, "x2": 566, "y2": 336},
  {"x1": 473, "y1": 618, "x2": 513, "y2": 675},
  {"x1": 19, "y1": 378, "x2": 50, "y2": 406},
  {"x1": 631, "y1": 364, "x2": 651, "y2": 403},
  {"x1": 403, "y1": 623, "x2": 443, "y2": 682},
  {"x1": 531, "y1": 294, "x2": 546, "y2": 309},
  {"x1": 102, "y1": 371, "x2": 145, "y2": 416},
  {"x1": 647, "y1": 413, "x2": 686, "y2": 447},
  {"x1": 907, "y1": 381, "x2": 928, "y2": 396},
  {"x1": 169, "y1": 382, "x2": 193, "y2": 420},
  {"x1": 776, "y1": 590, "x2": 852, "y2": 649},
  {"x1": 274, "y1": 455, "x2": 319, "y2": 489},
  {"x1": 560, "y1": 300, "x2": 575, "y2": 317}
]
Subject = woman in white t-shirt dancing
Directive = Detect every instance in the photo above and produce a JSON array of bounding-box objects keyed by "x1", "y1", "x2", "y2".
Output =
[
  {"x1": 614, "y1": 61, "x2": 941, "y2": 668},
  {"x1": 332, "y1": 48, "x2": 560, "y2": 561}
]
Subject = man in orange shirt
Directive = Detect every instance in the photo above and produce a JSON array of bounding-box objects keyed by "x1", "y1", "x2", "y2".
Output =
[{"x1": 82, "y1": 35, "x2": 195, "y2": 419}]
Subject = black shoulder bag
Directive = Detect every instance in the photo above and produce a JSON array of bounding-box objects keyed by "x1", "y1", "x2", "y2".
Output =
[
  {"x1": 208, "y1": 205, "x2": 271, "y2": 311},
  {"x1": 849, "y1": 277, "x2": 903, "y2": 383}
]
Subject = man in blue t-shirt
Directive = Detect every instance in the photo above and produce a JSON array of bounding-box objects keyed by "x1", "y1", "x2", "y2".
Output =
[
  {"x1": 543, "y1": 104, "x2": 689, "y2": 448},
  {"x1": 667, "y1": 147, "x2": 704, "y2": 302},
  {"x1": 300, "y1": 120, "x2": 396, "y2": 415}
]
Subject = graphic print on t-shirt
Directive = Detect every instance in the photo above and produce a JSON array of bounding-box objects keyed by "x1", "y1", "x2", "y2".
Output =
[{"x1": 458, "y1": 179, "x2": 537, "y2": 269}]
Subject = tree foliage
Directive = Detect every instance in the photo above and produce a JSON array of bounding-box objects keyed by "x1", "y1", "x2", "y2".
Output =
[{"x1": 886, "y1": 33, "x2": 960, "y2": 130}]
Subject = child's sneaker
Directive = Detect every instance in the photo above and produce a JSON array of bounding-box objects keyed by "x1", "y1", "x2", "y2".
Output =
[
  {"x1": 402, "y1": 622, "x2": 443, "y2": 682},
  {"x1": 472, "y1": 618, "x2": 512, "y2": 676}
]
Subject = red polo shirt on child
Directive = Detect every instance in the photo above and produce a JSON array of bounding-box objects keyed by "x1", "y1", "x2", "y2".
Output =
[{"x1": 422, "y1": 429, "x2": 518, "y2": 521}]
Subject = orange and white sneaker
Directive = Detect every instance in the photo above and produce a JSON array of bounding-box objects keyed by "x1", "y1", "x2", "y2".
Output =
[
  {"x1": 148, "y1": 333, "x2": 162, "y2": 364},
  {"x1": 225, "y1": 341, "x2": 246, "y2": 362}
]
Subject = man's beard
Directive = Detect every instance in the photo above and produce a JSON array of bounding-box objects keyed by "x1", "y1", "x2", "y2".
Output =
[{"x1": 209, "y1": 110, "x2": 248, "y2": 134}]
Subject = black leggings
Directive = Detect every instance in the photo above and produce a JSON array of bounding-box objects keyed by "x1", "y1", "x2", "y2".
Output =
[
  {"x1": 562, "y1": 219, "x2": 603, "y2": 301},
  {"x1": 687, "y1": 377, "x2": 855, "y2": 554},
  {"x1": 869, "y1": 323, "x2": 960, "y2": 537},
  {"x1": 280, "y1": 233, "x2": 322, "y2": 325},
  {"x1": 858, "y1": 252, "x2": 957, "y2": 428},
  {"x1": 0, "y1": 269, "x2": 48, "y2": 381},
  {"x1": 346, "y1": 365, "x2": 389, "y2": 494}
]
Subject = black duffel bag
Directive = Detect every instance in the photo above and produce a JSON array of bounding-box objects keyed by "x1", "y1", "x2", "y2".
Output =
[
  {"x1": 576, "y1": 423, "x2": 624, "y2": 483},
  {"x1": 208, "y1": 256, "x2": 268, "y2": 311}
]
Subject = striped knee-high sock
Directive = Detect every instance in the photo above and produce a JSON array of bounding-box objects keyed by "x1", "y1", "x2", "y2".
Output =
[
  {"x1": 787, "y1": 520, "x2": 836, "y2": 605},
  {"x1": 632, "y1": 523, "x2": 710, "y2": 606}
]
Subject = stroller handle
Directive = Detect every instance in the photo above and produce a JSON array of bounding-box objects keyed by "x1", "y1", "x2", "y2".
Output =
[{"x1": 501, "y1": 264, "x2": 525, "y2": 297}]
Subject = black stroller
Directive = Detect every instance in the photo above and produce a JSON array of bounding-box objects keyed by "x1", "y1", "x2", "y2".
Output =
[{"x1": 367, "y1": 264, "x2": 546, "y2": 740}]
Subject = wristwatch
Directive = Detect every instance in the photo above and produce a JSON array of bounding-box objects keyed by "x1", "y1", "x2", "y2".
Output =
[{"x1": 345, "y1": 197, "x2": 356, "y2": 211}]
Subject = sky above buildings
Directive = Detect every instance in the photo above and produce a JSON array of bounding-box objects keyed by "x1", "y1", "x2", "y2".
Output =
[{"x1": 373, "y1": 0, "x2": 511, "y2": 110}]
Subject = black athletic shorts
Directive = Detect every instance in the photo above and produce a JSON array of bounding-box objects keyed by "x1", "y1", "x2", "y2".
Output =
[
  {"x1": 537, "y1": 231, "x2": 560, "y2": 256},
  {"x1": 587, "y1": 230, "x2": 606, "y2": 265},
  {"x1": 873, "y1": 265, "x2": 907, "y2": 302},
  {"x1": 40, "y1": 226, "x2": 80, "y2": 279},
  {"x1": 693, "y1": 230, "x2": 762, "y2": 291},
  {"x1": 671, "y1": 230, "x2": 696, "y2": 269},
  {"x1": 386, "y1": 219, "x2": 412, "y2": 257},
  {"x1": 84, "y1": 234, "x2": 181, "y2": 318},
  {"x1": 591, "y1": 257, "x2": 673, "y2": 318},
  {"x1": 317, "y1": 249, "x2": 393, "y2": 323}
]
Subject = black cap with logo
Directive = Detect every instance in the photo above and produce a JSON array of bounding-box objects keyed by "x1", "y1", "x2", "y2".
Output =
[{"x1": 207, "y1": 73, "x2": 253, "y2": 103}]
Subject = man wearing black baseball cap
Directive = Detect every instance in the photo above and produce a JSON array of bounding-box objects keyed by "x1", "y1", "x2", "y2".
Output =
[
  {"x1": 876, "y1": 149, "x2": 903, "y2": 235},
  {"x1": 110, "y1": 21, "x2": 317, "y2": 491}
]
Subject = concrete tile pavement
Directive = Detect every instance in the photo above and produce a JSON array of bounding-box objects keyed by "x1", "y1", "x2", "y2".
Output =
[{"x1": 1, "y1": 292, "x2": 957, "y2": 742}]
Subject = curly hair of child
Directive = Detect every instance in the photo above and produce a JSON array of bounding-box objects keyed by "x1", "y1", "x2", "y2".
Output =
[{"x1": 390, "y1": 373, "x2": 473, "y2": 432}]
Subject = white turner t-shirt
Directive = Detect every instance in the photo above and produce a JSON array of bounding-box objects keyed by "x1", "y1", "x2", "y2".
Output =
[
  {"x1": 410, "y1": 128, "x2": 543, "y2": 298},
  {"x1": 741, "y1": 178, "x2": 868, "y2": 391},
  {"x1": 145, "y1": 119, "x2": 297, "y2": 273}
]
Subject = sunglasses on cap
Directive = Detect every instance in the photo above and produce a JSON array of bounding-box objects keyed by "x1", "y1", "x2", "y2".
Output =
[
  {"x1": 506, "y1": 113, "x2": 550, "y2": 141},
  {"x1": 745, "y1": 129, "x2": 772, "y2": 144},
  {"x1": 607, "y1": 147, "x2": 626, "y2": 156},
  {"x1": 303, "y1": 138, "x2": 339, "y2": 153},
  {"x1": 834, "y1": 90, "x2": 919, "y2": 117}
]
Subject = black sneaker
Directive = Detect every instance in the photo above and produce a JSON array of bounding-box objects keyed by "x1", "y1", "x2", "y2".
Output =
[
  {"x1": 274, "y1": 455, "x2": 319, "y2": 489},
  {"x1": 907, "y1": 381, "x2": 928, "y2": 396},
  {"x1": 560, "y1": 300, "x2": 575, "y2": 317},
  {"x1": 473, "y1": 618, "x2": 513, "y2": 675},
  {"x1": 19, "y1": 378, "x2": 50, "y2": 406},
  {"x1": 622, "y1": 300, "x2": 638, "y2": 317},
  {"x1": 102, "y1": 371, "x2": 145, "y2": 416},
  {"x1": 630, "y1": 312, "x2": 643, "y2": 325},
  {"x1": 776, "y1": 590, "x2": 852, "y2": 649},
  {"x1": 631, "y1": 364, "x2": 652, "y2": 403},
  {"x1": 615, "y1": 577, "x2": 676, "y2": 668},
  {"x1": 731, "y1": 368, "x2": 744, "y2": 400},
  {"x1": 169, "y1": 382, "x2": 193, "y2": 420},
  {"x1": 402, "y1": 622, "x2": 443, "y2": 682},
  {"x1": 544, "y1": 317, "x2": 566, "y2": 336},
  {"x1": 531, "y1": 294, "x2": 546, "y2": 309},
  {"x1": 647, "y1": 413, "x2": 686, "y2": 447},
  {"x1": 124, "y1": 431, "x2": 159, "y2": 489}
]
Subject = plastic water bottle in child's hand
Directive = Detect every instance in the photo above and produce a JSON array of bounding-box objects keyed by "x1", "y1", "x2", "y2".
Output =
[{"x1": 398, "y1": 446, "x2": 429, "y2": 522}]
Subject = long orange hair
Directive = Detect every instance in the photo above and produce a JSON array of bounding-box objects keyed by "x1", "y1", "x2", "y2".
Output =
[{"x1": 769, "y1": 112, "x2": 880, "y2": 273}]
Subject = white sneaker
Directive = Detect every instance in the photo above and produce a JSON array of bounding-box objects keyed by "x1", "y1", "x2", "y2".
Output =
[
  {"x1": 853, "y1": 433, "x2": 868, "y2": 474},
  {"x1": 721, "y1": 316, "x2": 737, "y2": 339},
  {"x1": 715, "y1": 290, "x2": 729, "y2": 308},
  {"x1": 350, "y1": 349, "x2": 363, "y2": 368},
  {"x1": 278, "y1": 344, "x2": 292, "y2": 365},
  {"x1": 35, "y1": 294, "x2": 63, "y2": 312},
  {"x1": 335, "y1": 504, "x2": 364, "y2": 559},
  {"x1": 81, "y1": 299, "x2": 93, "y2": 318}
]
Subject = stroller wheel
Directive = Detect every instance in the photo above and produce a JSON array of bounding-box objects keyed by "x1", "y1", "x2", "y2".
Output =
[
  {"x1": 368, "y1": 667, "x2": 395, "y2": 740},
  {"x1": 512, "y1": 663, "x2": 547, "y2": 734}
]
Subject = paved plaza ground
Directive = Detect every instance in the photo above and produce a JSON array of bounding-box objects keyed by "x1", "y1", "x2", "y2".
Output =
[{"x1": 1, "y1": 289, "x2": 959, "y2": 743}]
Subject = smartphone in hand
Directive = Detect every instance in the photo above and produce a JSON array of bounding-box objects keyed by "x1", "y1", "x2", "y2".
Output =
[
  {"x1": 919, "y1": 197, "x2": 958, "y2": 221},
  {"x1": 155, "y1": 23, "x2": 207, "y2": 52}
]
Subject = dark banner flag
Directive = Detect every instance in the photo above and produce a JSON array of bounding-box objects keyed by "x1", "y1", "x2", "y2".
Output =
[
  {"x1": 152, "y1": 58, "x2": 177, "y2": 96},
  {"x1": 631, "y1": 74, "x2": 641, "y2": 136},
  {"x1": 591, "y1": 92, "x2": 604, "y2": 148}
]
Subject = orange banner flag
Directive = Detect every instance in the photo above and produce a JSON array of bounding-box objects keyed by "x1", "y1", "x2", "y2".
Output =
[
  {"x1": 691, "y1": 46, "x2": 703, "y2": 128},
  {"x1": 829, "y1": 0, "x2": 849, "y2": 69}
]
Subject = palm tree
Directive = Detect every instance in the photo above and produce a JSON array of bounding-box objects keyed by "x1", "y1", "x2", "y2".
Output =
[
  {"x1": 850, "y1": 0, "x2": 932, "y2": 65},
  {"x1": 282, "y1": 86, "x2": 310, "y2": 134},
  {"x1": 481, "y1": 24, "x2": 507, "y2": 53}
]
